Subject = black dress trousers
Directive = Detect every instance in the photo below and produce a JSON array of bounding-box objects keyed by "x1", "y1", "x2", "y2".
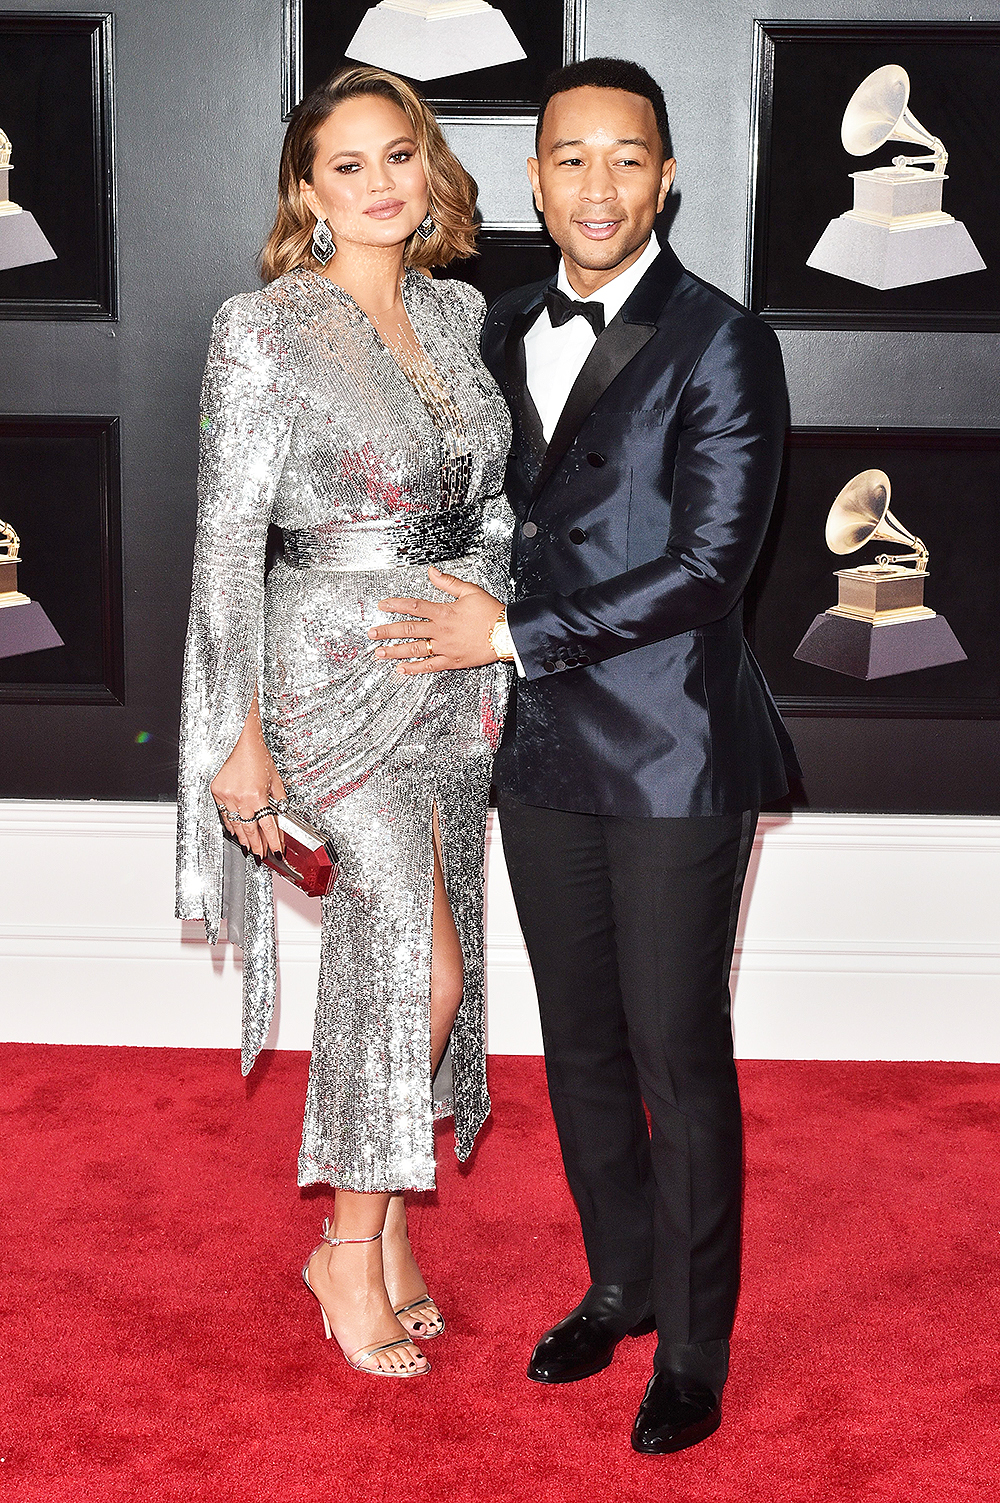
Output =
[{"x1": 497, "y1": 800, "x2": 757, "y2": 1362}]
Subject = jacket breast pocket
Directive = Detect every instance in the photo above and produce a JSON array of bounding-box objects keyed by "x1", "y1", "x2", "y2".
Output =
[{"x1": 591, "y1": 408, "x2": 667, "y2": 432}]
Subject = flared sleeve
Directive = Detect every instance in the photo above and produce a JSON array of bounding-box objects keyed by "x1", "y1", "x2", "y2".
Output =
[{"x1": 175, "y1": 293, "x2": 295, "y2": 1071}]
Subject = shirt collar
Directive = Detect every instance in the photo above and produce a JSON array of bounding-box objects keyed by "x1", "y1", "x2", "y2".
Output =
[{"x1": 555, "y1": 233, "x2": 662, "y2": 323}]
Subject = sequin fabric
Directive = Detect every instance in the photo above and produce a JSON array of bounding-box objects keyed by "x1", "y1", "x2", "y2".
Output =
[{"x1": 175, "y1": 267, "x2": 513, "y2": 1191}]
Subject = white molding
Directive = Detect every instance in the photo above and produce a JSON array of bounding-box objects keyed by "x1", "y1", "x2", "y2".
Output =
[
  {"x1": 2, "y1": 801, "x2": 999, "y2": 1060},
  {"x1": 754, "y1": 811, "x2": 1000, "y2": 855},
  {"x1": 0, "y1": 800, "x2": 176, "y2": 837},
  {"x1": 3, "y1": 801, "x2": 998, "y2": 848}
]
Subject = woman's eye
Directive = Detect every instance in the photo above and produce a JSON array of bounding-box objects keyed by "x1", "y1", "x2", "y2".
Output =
[
  {"x1": 388, "y1": 151, "x2": 413, "y2": 164},
  {"x1": 335, "y1": 162, "x2": 361, "y2": 173}
]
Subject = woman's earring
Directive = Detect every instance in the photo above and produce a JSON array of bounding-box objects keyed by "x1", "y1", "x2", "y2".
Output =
[
  {"x1": 312, "y1": 216, "x2": 336, "y2": 265},
  {"x1": 416, "y1": 212, "x2": 435, "y2": 242}
]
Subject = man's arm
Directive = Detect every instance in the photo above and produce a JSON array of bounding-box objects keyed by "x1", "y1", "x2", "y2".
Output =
[{"x1": 508, "y1": 315, "x2": 787, "y2": 679}]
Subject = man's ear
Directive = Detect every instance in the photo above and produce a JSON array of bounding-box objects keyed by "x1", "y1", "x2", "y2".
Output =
[
  {"x1": 657, "y1": 157, "x2": 677, "y2": 214},
  {"x1": 526, "y1": 156, "x2": 543, "y2": 213}
]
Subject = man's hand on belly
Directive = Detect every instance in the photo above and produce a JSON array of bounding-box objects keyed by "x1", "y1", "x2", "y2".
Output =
[{"x1": 369, "y1": 565, "x2": 505, "y2": 675}]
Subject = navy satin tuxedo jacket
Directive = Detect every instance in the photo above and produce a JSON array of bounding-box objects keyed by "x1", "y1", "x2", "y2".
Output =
[{"x1": 482, "y1": 242, "x2": 799, "y2": 817}]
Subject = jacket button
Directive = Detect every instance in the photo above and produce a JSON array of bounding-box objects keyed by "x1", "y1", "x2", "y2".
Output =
[
  {"x1": 542, "y1": 659, "x2": 556, "y2": 673},
  {"x1": 569, "y1": 528, "x2": 588, "y2": 544},
  {"x1": 587, "y1": 452, "x2": 606, "y2": 467},
  {"x1": 521, "y1": 521, "x2": 538, "y2": 537}
]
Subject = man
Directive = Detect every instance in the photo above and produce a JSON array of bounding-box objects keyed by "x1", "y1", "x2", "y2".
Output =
[{"x1": 369, "y1": 56, "x2": 798, "y2": 1454}]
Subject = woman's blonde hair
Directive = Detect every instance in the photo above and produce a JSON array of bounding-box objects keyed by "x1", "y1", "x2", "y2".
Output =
[{"x1": 260, "y1": 66, "x2": 478, "y2": 282}]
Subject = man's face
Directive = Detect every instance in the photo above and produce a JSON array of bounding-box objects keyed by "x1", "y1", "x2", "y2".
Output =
[{"x1": 528, "y1": 86, "x2": 676, "y2": 287}]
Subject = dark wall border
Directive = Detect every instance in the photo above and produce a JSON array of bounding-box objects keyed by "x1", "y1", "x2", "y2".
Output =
[
  {"x1": 0, "y1": 11, "x2": 116, "y2": 320},
  {"x1": 746, "y1": 21, "x2": 1000, "y2": 332},
  {"x1": 746, "y1": 426, "x2": 1000, "y2": 720},
  {"x1": 445, "y1": 228, "x2": 557, "y2": 302},
  {"x1": 0, "y1": 415, "x2": 124, "y2": 705},
  {"x1": 282, "y1": 0, "x2": 586, "y2": 120}
]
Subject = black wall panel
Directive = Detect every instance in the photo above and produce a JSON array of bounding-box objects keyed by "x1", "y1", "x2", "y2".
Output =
[{"x1": 0, "y1": 0, "x2": 283, "y2": 799}]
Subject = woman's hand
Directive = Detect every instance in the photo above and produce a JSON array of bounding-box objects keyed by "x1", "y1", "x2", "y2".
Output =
[{"x1": 210, "y1": 693, "x2": 286, "y2": 860}]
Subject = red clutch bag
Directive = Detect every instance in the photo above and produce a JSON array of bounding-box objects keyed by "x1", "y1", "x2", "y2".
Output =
[{"x1": 262, "y1": 805, "x2": 340, "y2": 897}]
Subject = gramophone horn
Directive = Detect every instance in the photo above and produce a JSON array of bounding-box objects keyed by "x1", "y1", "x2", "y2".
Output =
[
  {"x1": 825, "y1": 469, "x2": 928, "y2": 570},
  {"x1": 841, "y1": 64, "x2": 947, "y2": 174},
  {"x1": 826, "y1": 470, "x2": 892, "y2": 554}
]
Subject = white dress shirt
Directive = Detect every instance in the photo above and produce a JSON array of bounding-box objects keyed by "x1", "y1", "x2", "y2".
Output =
[
  {"x1": 499, "y1": 234, "x2": 662, "y2": 672},
  {"x1": 523, "y1": 233, "x2": 662, "y2": 443}
]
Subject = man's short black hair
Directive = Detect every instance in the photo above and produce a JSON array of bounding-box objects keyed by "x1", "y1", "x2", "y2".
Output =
[{"x1": 534, "y1": 56, "x2": 672, "y2": 159}]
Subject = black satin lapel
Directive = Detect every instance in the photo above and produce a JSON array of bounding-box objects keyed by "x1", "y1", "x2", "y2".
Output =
[
  {"x1": 532, "y1": 314, "x2": 656, "y2": 498},
  {"x1": 503, "y1": 306, "x2": 547, "y2": 481}
]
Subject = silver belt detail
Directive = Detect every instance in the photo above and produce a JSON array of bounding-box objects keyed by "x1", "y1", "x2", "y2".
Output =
[{"x1": 282, "y1": 501, "x2": 484, "y2": 572}]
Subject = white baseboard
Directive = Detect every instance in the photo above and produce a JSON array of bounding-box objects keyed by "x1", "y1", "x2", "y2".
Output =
[{"x1": 1, "y1": 802, "x2": 998, "y2": 1061}]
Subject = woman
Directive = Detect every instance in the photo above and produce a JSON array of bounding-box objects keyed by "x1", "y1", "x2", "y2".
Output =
[{"x1": 175, "y1": 66, "x2": 513, "y2": 1378}]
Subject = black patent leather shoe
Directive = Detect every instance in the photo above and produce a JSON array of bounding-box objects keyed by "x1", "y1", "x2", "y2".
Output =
[
  {"x1": 631, "y1": 1372, "x2": 722, "y2": 1454},
  {"x1": 526, "y1": 1284, "x2": 655, "y2": 1384}
]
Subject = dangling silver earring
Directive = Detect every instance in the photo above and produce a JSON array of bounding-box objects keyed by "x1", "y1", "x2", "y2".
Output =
[
  {"x1": 312, "y1": 215, "x2": 336, "y2": 265},
  {"x1": 416, "y1": 212, "x2": 435, "y2": 242}
]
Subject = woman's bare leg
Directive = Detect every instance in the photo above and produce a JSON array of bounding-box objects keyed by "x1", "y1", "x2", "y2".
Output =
[
  {"x1": 304, "y1": 1190, "x2": 429, "y2": 1375},
  {"x1": 383, "y1": 812, "x2": 463, "y2": 1334}
]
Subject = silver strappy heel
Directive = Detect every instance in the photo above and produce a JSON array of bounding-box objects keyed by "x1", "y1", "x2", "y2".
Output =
[
  {"x1": 393, "y1": 1294, "x2": 446, "y2": 1338},
  {"x1": 302, "y1": 1219, "x2": 431, "y2": 1377}
]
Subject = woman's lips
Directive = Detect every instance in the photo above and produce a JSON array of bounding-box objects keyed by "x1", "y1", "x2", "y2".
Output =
[
  {"x1": 365, "y1": 199, "x2": 405, "y2": 219},
  {"x1": 575, "y1": 218, "x2": 623, "y2": 240}
]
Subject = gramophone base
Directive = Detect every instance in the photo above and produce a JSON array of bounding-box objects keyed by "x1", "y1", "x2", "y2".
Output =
[
  {"x1": 0, "y1": 599, "x2": 63, "y2": 660},
  {"x1": 793, "y1": 610, "x2": 967, "y2": 680},
  {"x1": 0, "y1": 210, "x2": 57, "y2": 272},
  {"x1": 346, "y1": 5, "x2": 525, "y2": 81},
  {"x1": 806, "y1": 214, "x2": 985, "y2": 290}
]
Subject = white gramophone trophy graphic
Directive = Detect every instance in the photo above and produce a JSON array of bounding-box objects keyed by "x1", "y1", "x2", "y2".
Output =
[
  {"x1": 807, "y1": 64, "x2": 986, "y2": 290},
  {"x1": 346, "y1": 1, "x2": 525, "y2": 80},
  {"x1": 0, "y1": 127, "x2": 57, "y2": 272},
  {"x1": 0, "y1": 517, "x2": 63, "y2": 661},
  {"x1": 793, "y1": 470, "x2": 966, "y2": 681}
]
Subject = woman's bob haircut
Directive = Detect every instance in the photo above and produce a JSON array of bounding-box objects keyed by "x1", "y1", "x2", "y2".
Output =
[{"x1": 260, "y1": 65, "x2": 479, "y2": 283}]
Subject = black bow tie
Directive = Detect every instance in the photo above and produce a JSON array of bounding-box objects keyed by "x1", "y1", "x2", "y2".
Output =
[{"x1": 544, "y1": 284, "x2": 606, "y2": 336}]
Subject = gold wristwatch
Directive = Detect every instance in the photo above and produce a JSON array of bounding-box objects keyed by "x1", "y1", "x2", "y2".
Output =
[{"x1": 489, "y1": 608, "x2": 515, "y2": 663}]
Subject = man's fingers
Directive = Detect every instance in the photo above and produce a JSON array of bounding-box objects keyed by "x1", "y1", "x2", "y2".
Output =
[
  {"x1": 394, "y1": 656, "x2": 448, "y2": 676},
  {"x1": 427, "y1": 566, "x2": 465, "y2": 596},
  {"x1": 376, "y1": 597, "x2": 436, "y2": 616},
  {"x1": 375, "y1": 641, "x2": 433, "y2": 661},
  {"x1": 369, "y1": 622, "x2": 430, "y2": 642}
]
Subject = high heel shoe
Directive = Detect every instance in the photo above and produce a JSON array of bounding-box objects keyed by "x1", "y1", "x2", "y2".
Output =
[
  {"x1": 393, "y1": 1295, "x2": 446, "y2": 1339},
  {"x1": 301, "y1": 1220, "x2": 431, "y2": 1378}
]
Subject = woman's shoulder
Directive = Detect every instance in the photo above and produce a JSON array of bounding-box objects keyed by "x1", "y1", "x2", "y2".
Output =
[
  {"x1": 417, "y1": 271, "x2": 488, "y2": 334},
  {"x1": 208, "y1": 283, "x2": 286, "y2": 360},
  {"x1": 212, "y1": 269, "x2": 320, "y2": 333},
  {"x1": 209, "y1": 269, "x2": 355, "y2": 369}
]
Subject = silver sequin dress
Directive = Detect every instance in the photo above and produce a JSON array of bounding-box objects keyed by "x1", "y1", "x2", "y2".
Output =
[{"x1": 175, "y1": 267, "x2": 513, "y2": 1192}]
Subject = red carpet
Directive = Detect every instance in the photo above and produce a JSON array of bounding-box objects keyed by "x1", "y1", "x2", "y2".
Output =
[{"x1": 1, "y1": 1047, "x2": 997, "y2": 1502}]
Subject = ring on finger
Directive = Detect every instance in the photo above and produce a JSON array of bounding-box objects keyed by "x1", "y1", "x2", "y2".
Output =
[{"x1": 425, "y1": 639, "x2": 434, "y2": 657}]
